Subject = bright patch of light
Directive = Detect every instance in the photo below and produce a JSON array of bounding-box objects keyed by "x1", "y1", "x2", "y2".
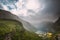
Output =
[
  {"x1": 10, "y1": 0, "x2": 42, "y2": 16},
  {"x1": 26, "y1": 0, "x2": 40, "y2": 10}
]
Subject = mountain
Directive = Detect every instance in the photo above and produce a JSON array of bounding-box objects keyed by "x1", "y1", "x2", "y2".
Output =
[
  {"x1": 0, "y1": 10, "x2": 37, "y2": 32},
  {"x1": 0, "y1": 10, "x2": 43, "y2": 40},
  {"x1": 53, "y1": 18, "x2": 60, "y2": 32},
  {"x1": 0, "y1": 18, "x2": 42, "y2": 40},
  {"x1": 0, "y1": 10, "x2": 20, "y2": 20}
]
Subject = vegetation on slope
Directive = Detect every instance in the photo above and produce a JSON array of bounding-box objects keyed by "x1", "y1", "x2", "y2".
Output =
[{"x1": 0, "y1": 19, "x2": 43, "y2": 40}]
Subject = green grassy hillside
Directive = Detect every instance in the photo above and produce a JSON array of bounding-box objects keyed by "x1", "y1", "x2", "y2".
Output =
[{"x1": 0, "y1": 19, "x2": 43, "y2": 40}]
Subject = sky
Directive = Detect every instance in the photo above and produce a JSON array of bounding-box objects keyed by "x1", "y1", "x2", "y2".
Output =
[{"x1": 0, "y1": 0, "x2": 60, "y2": 34}]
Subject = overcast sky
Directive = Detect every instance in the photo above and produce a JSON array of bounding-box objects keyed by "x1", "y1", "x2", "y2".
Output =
[{"x1": 0, "y1": 0, "x2": 60, "y2": 33}]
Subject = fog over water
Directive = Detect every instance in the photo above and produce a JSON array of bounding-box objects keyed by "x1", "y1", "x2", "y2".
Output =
[{"x1": 0, "y1": 0, "x2": 60, "y2": 34}]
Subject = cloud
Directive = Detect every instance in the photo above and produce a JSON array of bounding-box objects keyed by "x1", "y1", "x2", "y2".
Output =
[{"x1": 0, "y1": 0, "x2": 60, "y2": 33}]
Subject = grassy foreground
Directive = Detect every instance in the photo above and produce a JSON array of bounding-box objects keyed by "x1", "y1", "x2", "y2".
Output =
[{"x1": 0, "y1": 19, "x2": 43, "y2": 40}]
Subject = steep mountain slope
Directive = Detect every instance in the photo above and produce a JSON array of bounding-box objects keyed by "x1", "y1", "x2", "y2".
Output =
[
  {"x1": 0, "y1": 10, "x2": 42, "y2": 40},
  {"x1": 53, "y1": 18, "x2": 60, "y2": 32},
  {"x1": 0, "y1": 10, "x2": 37, "y2": 32}
]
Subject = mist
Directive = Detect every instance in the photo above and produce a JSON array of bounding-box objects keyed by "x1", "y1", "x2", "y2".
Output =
[{"x1": 0, "y1": 0, "x2": 60, "y2": 34}]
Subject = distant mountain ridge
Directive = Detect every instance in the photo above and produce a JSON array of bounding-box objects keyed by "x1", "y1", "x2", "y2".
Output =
[{"x1": 53, "y1": 18, "x2": 60, "y2": 32}]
